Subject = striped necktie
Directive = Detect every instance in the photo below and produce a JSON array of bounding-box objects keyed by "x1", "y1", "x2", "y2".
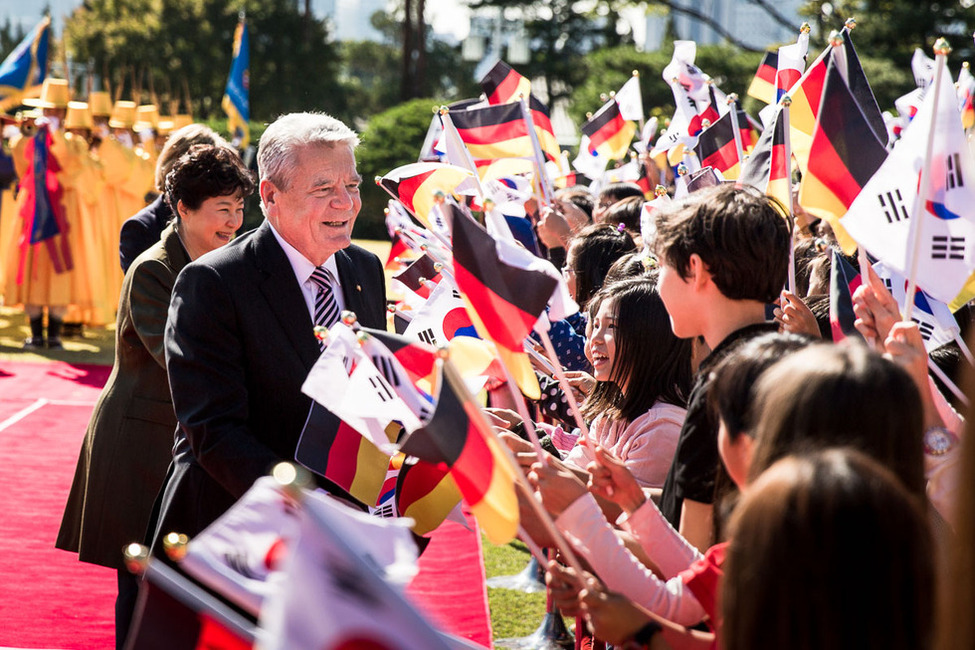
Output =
[{"x1": 309, "y1": 267, "x2": 340, "y2": 340}]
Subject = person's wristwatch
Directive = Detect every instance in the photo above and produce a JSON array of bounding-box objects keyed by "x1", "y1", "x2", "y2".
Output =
[{"x1": 923, "y1": 426, "x2": 959, "y2": 456}]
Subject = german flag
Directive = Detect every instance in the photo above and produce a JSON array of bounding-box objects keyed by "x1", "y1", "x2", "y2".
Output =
[
  {"x1": 399, "y1": 358, "x2": 518, "y2": 544},
  {"x1": 378, "y1": 162, "x2": 474, "y2": 230},
  {"x1": 829, "y1": 251, "x2": 863, "y2": 342},
  {"x1": 475, "y1": 157, "x2": 535, "y2": 182},
  {"x1": 448, "y1": 101, "x2": 534, "y2": 161},
  {"x1": 693, "y1": 110, "x2": 742, "y2": 180},
  {"x1": 529, "y1": 95, "x2": 562, "y2": 163},
  {"x1": 738, "y1": 106, "x2": 790, "y2": 208},
  {"x1": 393, "y1": 254, "x2": 442, "y2": 299},
  {"x1": 295, "y1": 403, "x2": 391, "y2": 507},
  {"x1": 395, "y1": 455, "x2": 462, "y2": 537},
  {"x1": 450, "y1": 205, "x2": 557, "y2": 353},
  {"x1": 481, "y1": 60, "x2": 532, "y2": 105},
  {"x1": 798, "y1": 58, "x2": 887, "y2": 254},
  {"x1": 786, "y1": 46, "x2": 829, "y2": 176},
  {"x1": 581, "y1": 99, "x2": 636, "y2": 162},
  {"x1": 790, "y1": 28, "x2": 886, "y2": 174},
  {"x1": 747, "y1": 50, "x2": 778, "y2": 105}
]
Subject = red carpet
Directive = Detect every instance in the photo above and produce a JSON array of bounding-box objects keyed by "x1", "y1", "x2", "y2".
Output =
[{"x1": 0, "y1": 360, "x2": 492, "y2": 649}]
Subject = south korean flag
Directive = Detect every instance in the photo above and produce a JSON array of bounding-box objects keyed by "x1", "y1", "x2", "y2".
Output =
[
  {"x1": 842, "y1": 62, "x2": 975, "y2": 304},
  {"x1": 873, "y1": 261, "x2": 960, "y2": 352}
]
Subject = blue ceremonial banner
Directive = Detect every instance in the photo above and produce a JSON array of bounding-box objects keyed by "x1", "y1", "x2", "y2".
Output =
[
  {"x1": 222, "y1": 17, "x2": 250, "y2": 148},
  {"x1": 0, "y1": 16, "x2": 50, "y2": 103}
]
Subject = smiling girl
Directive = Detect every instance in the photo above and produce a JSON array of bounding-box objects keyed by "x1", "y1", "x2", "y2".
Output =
[{"x1": 563, "y1": 275, "x2": 693, "y2": 489}]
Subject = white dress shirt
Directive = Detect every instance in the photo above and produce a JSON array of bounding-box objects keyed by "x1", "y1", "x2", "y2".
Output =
[{"x1": 267, "y1": 221, "x2": 345, "y2": 323}]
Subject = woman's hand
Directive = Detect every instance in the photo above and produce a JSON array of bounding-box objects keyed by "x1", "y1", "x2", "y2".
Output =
[
  {"x1": 483, "y1": 407, "x2": 522, "y2": 431},
  {"x1": 586, "y1": 444, "x2": 646, "y2": 514},
  {"x1": 529, "y1": 458, "x2": 589, "y2": 517}
]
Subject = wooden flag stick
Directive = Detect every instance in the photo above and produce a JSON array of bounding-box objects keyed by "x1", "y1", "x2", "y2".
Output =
[
  {"x1": 496, "y1": 355, "x2": 548, "y2": 463},
  {"x1": 519, "y1": 95, "x2": 555, "y2": 207},
  {"x1": 902, "y1": 41, "x2": 950, "y2": 322},
  {"x1": 780, "y1": 95, "x2": 797, "y2": 295}
]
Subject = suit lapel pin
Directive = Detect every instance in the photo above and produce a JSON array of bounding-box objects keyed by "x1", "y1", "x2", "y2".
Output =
[{"x1": 356, "y1": 284, "x2": 362, "y2": 292}]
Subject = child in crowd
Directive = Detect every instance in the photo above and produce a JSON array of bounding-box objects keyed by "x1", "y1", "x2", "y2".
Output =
[
  {"x1": 653, "y1": 184, "x2": 790, "y2": 551},
  {"x1": 494, "y1": 275, "x2": 693, "y2": 521}
]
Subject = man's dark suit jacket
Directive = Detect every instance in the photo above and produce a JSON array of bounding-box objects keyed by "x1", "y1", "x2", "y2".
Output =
[
  {"x1": 120, "y1": 195, "x2": 172, "y2": 273},
  {"x1": 150, "y1": 221, "x2": 387, "y2": 545}
]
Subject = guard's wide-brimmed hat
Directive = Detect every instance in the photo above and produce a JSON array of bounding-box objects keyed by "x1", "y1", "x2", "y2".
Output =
[
  {"x1": 88, "y1": 91, "x2": 113, "y2": 117},
  {"x1": 108, "y1": 100, "x2": 137, "y2": 129},
  {"x1": 64, "y1": 101, "x2": 94, "y2": 130},
  {"x1": 23, "y1": 78, "x2": 70, "y2": 109},
  {"x1": 133, "y1": 104, "x2": 160, "y2": 132}
]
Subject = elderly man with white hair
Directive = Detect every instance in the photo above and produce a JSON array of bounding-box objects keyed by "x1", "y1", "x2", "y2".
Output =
[{"x1": 148, "y1": 113, "x2": 387, "y2": 551}]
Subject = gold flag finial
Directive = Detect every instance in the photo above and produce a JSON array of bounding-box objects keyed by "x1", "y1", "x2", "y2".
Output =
[
  {"x1": 781, "y1": 95, "x2": 793, "y2": 107},
  {"x1": 844, "y1": 17, "x2": 857, "y2": 30},
  {"x1": 163, "y1": 533, "x2": 189, "y2": 562},
  {"x1": 654, "y1": 184, "x2": 668, "y2": 197},
  {"x1": 272, "y1": 462, "x2": 313, "y2": 500},
  {"x1": 123, "y1": 543, "x2": 150, "y2": 575},
  {"x1": 829, "y1": 30, "x2": 844, "y2": 47},
  {"x1": 934, "y1": 38, "x2": 952, "y2": 56},
  {"x1": 800, "y1": 22, "x2": 811, "y2": 34}
]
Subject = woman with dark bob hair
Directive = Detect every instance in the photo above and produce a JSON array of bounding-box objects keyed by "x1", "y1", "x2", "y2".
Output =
[{"x1": 57, "y1": 143, "x2": 255, "y2": 646}]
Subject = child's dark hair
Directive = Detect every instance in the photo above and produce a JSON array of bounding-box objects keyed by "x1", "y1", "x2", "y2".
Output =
[
  {"x1": 569, "y1": 223, "x2": 637, "y2": 306},
  {"x1": 654, "y1": 184, "x2": 791, "y2": 304},
  {"x1": 749, "y1": 342, "x2": 926, "y2": 500},
  {"x1": 604, "y1": 251, "x2": 656, "y2": 286},
  {"x1": 598, "y1": 181, "x2": 644, "y2": 206},
  {"x1": 165, "y1": 144, "x2": 255, "y2": 217},
  {"x1": 605, "y1": 195, "x2": 644, "y2": 234},
  {"x1": 582, "y1": 275, "x2": 693, "y2": 422},
  {"x1": 723, "y1": 449, "x2": 934, "y2": 650}
]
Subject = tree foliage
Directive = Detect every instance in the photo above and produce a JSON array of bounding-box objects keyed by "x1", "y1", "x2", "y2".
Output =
[
  {"x1": 800, "y1": 1, "x2": 975, "y2": 66},
  {"x1": 354, "y1": 97, "x2": 440, "y2": 239},
  {"x1": 64, "y1": 0, "x2": 346, "y2": 122}
]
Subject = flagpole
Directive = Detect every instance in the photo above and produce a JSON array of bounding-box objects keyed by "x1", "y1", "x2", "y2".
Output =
[
  {"x1": 902, "y1": 39, "x2": 951, "y2": 322},
  {"x1": 954, "y1": 332, "x2": 975, "y2": 366},
  {"x1": 725, "y1": 94, "x2": 746, "y2": 174},
  {"x1": 929, "y1": 357, "x2": 970, "y2": 406},
  {"x1": 519, "y1": 95, "x2": 555, "y2": 206},
  {"x1": 780, "y1": 94, "x2": 797, "y2": 295}
]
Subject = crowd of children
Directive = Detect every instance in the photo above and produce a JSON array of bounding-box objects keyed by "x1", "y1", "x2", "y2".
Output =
[{"x1": 483, "y1": 176, "x2": 972, "y2": 650}]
